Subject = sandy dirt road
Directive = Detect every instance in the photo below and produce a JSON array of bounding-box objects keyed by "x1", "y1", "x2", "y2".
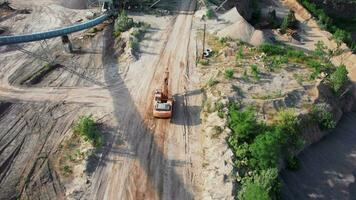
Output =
[
  {"x1": 83, "y1": 0, "x2": 202, "y2": 199},
  {"x1": 0, "y1": 0, "x2": 203, "y2": 199}
]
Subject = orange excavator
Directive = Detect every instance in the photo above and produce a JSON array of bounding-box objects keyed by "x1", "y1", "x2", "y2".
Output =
[{"x1": 153, "y1": 69, "x2": 173, "y2": 118}]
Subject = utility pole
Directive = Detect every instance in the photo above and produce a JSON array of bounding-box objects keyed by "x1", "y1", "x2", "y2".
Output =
[{"x1": 202, "y1": 23, "x2": 206, "y2": 59}]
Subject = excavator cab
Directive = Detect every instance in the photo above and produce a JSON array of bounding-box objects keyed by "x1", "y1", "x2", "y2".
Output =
[{"x1": 153, "y1": 70, "x2": 173, "y2": 118}]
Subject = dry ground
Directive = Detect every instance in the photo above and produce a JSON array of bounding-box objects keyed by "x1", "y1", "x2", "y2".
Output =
[{"x1": 0, "y1": 0, "x2": 204, "y2": 199}]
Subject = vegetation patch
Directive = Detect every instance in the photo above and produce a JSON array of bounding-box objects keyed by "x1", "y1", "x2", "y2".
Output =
[
  {"x1": 298, "y1": 0, "x2": 356, "y2": 52},
  {"x1": 227, "y1": 104, "x2": 306, "y2": 199},
  {"x1": 310, "y1": 104, "x2": 336, "y2": 130},
  {"x1": 73, "y1": 115, "x2": 103, "y2": 147},
  {"x1": 329, "y1": 64, "x2": 349, "y2": 94}
]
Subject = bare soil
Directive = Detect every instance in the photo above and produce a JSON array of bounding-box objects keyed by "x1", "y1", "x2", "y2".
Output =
[{"x1": 0, "y1": 0, "x2": 204, "y2": 199}]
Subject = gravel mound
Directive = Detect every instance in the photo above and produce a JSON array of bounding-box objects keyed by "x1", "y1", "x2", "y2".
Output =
[{"x1": 217, "y1": 8, "x2": 268, "y2": 46}]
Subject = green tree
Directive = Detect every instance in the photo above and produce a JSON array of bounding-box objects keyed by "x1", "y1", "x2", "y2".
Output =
[
  {"x1": 242, "y1": 182, "x2": 270, "y2": 200},
  {"x1": 239, "y1": 168, "x2": 280, "y2": 200},
  {"x1": 249, "y1": 132, "x2": 280, "y2": 170},
  {"x1": 228, "y1": 105, "x2": 260, "y2": 144}
]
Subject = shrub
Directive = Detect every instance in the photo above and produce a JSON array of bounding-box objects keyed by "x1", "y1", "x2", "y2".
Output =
[
  {"x1": 224, "y1": 68, "x2": 234, "y2": 79},
  {"x1": 329, "y1": 64, "x2": 348, "y2": 93},
  {"x1": 274, "y1": 109, "x2": 304, "y2": 152},
  {"x1": 228, "y1": 105, "x2": 260, "y2": 144},
  {"x1": 311, "y1": 104, "x2": 336, "y2": 130},
  {"x1": 306, "y1": 59, "x2": 322, "y2": 79},
  {"x1": 240, "y1": 181, "x2": 270, "y2": 200},
  {"x1": 206, "y1": 8, "x2": 214, "y2": 19},
  {"x1": 332, "y1": 28, "x2": 350, "y2": 48},
  {"x1": 62, "y1": 165, "x2": 72, "y2": 176},
  {"x1": 249, "y1": 131, "x2": 280, "y2": 170},
  {"x1": 259, "y1": 43, "x2": 285, "y2": 56},
  {"x1": 114, "y1": 11, "x2": 134, "y2": 37},
  {"x1": 236, "y1": 47, "x2": 244, "y2": 60},
  {"x1": 238, "y1": 168, "x2": 280, "y2": 200},
  {"x1": 199, "y1": 59, "x2": 209, "y2": 66},
  {"x1": 73, "y1": 115, "x2": 102, "y2": 147},
  {"x1": 314, "y1": 41, "x2": 328, "y2": 59},
  {"x1": 129, "y1": 37, "x2": 139, "y2": 53},
  {"x1": 219, "y1": 37, "x2": 228, "y2": 45},
  {"x1": 274, "y1": 109, "x2": 299, "y2": 132}
]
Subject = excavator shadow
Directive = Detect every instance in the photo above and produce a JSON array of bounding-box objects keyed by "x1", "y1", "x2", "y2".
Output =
[{"x1": 170, "y1": 92, "x2": 201, "y2": 126}]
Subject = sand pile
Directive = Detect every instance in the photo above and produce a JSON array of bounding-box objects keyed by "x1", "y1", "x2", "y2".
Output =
[{"x1": 217, "y1": 8, "x2": 268, "y2": 46}]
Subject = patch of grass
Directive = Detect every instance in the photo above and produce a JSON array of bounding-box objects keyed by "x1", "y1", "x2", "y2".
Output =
[
  {"x1": 219, "y1": 37, "x2": 229, "y2": 45},
  {"x1": 73, "y1": 115, "x2": 103, "y2": 147},
  {"x1": 62, "y1": 165, "x2": 72, "y2": 176},
  {"x1": 259, "y1": 43, "x2": 285, "y2": 56},
  {"x1": 329, "y1": 64, "x2": 348, "y2": 93},
  {"x1": 266, "y1": 55, "x2": 288, "y2": 71},
  {"x1": 293, "y1": 73, "x2": 306, "y2": 85},
  {"x1": 250, "y1": 64, "x2": 260, "y2": 80},
  {"x1": 236, "y1": 47, "x2": 244, "y2": 60},
  {"x1": 215, "y1": 102, "x2": 225, "y2": 118},
  {"x1": 224, "y1": 68, "x2": 234, "y2": 79},
  {"x1": 199, "y1": 59, "x2": 210, "y2": 66},
  {"x1": 253, "y1": 90, "x2": 283, "y2": 100}
]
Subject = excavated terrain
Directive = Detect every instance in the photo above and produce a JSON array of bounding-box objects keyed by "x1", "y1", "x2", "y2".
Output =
[
  {"x1": 0, "y1": 101, "x2": 81, "y2": 199},
  {"x1": 1, "y1": 0, "x2": 356, "y2": 199},
  {"x1": 0, "y1": 0, "x2": 204, "y2": 199}
]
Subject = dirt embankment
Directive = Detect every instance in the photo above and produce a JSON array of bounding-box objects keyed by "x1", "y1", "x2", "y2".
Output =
[
  {"x1": 298, "y1": 81, "x2": 355, "y2": 147},
  {"x1": 281, "y1": 0, "x2": 356, "y2": 94}
]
